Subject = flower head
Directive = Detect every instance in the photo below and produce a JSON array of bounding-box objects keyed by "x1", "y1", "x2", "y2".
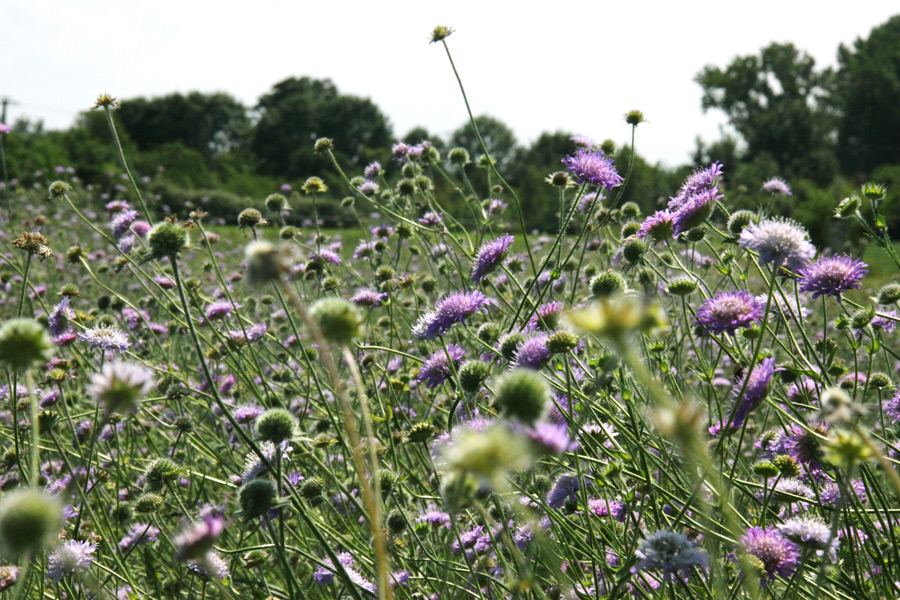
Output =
[
  {"x1": 561, "y1": 148, "x2": 623, "y2": 190},
  {"x1": 672, "y1": 187, "x2": 722, "y2": 235},
  {"x1": 638, "y1": 210, "x2": 675, "y2": 241},
  {"x1": 724, "y1": 357, "x2": 776, "y2": 430},
  {"x1": 514, "y1": 335, "x2": 551, "y2": 370},
  {"x1": 740, "y1": 526, "x2": 800, "y2": 581},
  {"x1": 738, "y1": 218, "x2": 815, "y2": 271},
  {"x1": 86, "y1": 360, "x2": 154, "y2": 415},
  {"x1": 175, "y1": 514, "x2": 225, "y2": 561},
  {"x1": 350, "y1": 289, "x2": 388, "y2": 307},
  {"x1": 472, "y1": 235, "x2": 513, "y2": 283},
  {"x1": 417, "y1": 344, "x2": 465, "y2": 389},
  {"x1": 798, "y1": 255, "x2": 868, "y2": 300},
  {"x1": 78, "y1": 325, "x2": 130, "y2": 353},
  {"x1": 204, "y1": 301, "x2": 241, "y2": 321},
  {"x1": 762, "y1": 177, "x2": 792, "y2": 196},
  {"x1": 777, "y1": 516, "x2": 838, "y2": 563},
  {"x1": 631, "y1": 530, "x2": 708, "y2": 582},
  {"x1": 412, "y1": 291, "x2": 489, "y2": 340},
  {"x1": 47, "y1": 540, "x2": 95, "y2": 582},
  {"x1": 695, "y1": 291, "x2": 763, "y2": 336}
]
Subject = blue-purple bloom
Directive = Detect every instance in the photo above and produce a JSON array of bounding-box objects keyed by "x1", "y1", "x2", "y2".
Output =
[
  {"x1": 110, "y1": 209, "x2": 138, "y2": 239},
  {"x1": 472, "y1": 235, "x2": 513, "y2": 283},
  {"x1": 725, "y1": 357, "x2": 776, "y2": 431},
  {"x1": 514, "y1": 335, "x2": 551, "y2": 370},
  {"x1": 417, "y1": 344, "x2": 465, "y2": 389},
  {"x1": 695, "y1": 290, "x2": 764, "y2": 336},
  {"x1": 631, "y1": 531, "x2": 708, "y2": 582},
  {"x1": 561, "y1": 148, "x2": 623, "y2": 190},
  {"x1": 363, "y1": 161, "x2": 381, "y2": 180},
  {"x1": 175, "y1": 514, "x2": 225, "y2": 561},
  {"x1": 78, "y1": 325, "x2": 131, "y2": 353},
  {"x1": 47, "y1": 540, "x2": 95, "y2": 582},
  {"x1": 761, "y1": 177, "x2": 792, "y2": 196},
  {"x1": 740, "y1": 526, "x2": 800, "y2": 581},
  {"x1": 350, "y1": 289, "x2": 388, "y2": 307},
  {"x1": 412, "y1": 291, "x2": 489, "y2": 340},
  {"x1": 118, "y1": 523, "x2": 159, "y2": 551},
  {"x1": 638, "y1": 210, "x2": 674, "y2": 241},
  {"x1": 738, "y1": 218, "x2": 816, "y2": 271},
  {"x1": 777, "y1": 516, "x2": 838, "y2": 563},
  {"x1": 669, "y1": 162, "x2": 724, "y2": 210},
  {"x1": 527, "y1": 301, "x2": 564, "y2": 331},
  {"x1": 547, "y1": 474, "x2": 580, "y2": 508},
  {"x1": 204, "y1": 301, "x2": 240, "y2": 321},
  {"x1": 671, "y1": 187, "x2": 722, "y2": 235},
  {"x1": 48, "y1": 297, "x2": 73, "y2": 337},
  {"x1": 798, "y1": 255, "x2": 868, "y2": 300}
]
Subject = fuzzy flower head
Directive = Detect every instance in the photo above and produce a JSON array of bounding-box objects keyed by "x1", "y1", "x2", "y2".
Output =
[
  {"x1": 417, "y1": 344, "x2": 465, "y2": 389},
  {"x1": 739, "y1": 218, "x2": 816, "y2": 271},
  {"x1": 777, "y1": 516, "x2": 838, "y2": 563},
  {"x1": 175, "y1": 514, "x2": 225, "y2": 561},
  {"x1": 695, "y1": 290, "x2": 763, "y2": 336},
  {"x1": 725, "y1": 357, "x2": 776, "y2": 430},
  {"x1": 561, "y1": 148, "x2": 624, "y2": 190},
  {"x1": 437, "y1": 424, "x2": 533, "y2": 487},
  {"x1": 798, "y1": 255, "x2": 868, "y2": 300},
  {"x1": 514, "y1": 335, "x2": 551, "y2": 370},
  {"x1": 350, "y1": 289, "x2": 387, "y2": 307},
  {"x1": 412, "y1": 290, "x2": 489, "y2": 340},
  {"x1": 670, "y1": 162, "x2": 724, "y2": 210},
  {"x1": 762, "y1": 177, "x2": 792, "y2": 196},
  {"x1": 740, "y1": 526, "x2": 800, "y2": 581},
  {"x1": 77, "y1": 325, "x2": 130, "y2": 353},
  {"x1": 672, "y1": 187, "x2": 722, "y2": 235},
  {"x1": 631, "y1": 530, "x2": 708, "y2": 582},
  {"x1": 472, "y1": 235, "x2": 513, "y2": 283},
  {"x1": 204, "y1": 301, "x2": 241, "y2": 321},
  {"x1": 638, "y1": 210, "x2": 674, "y2": 242},
  {"x1": 46, "y1": 540, "x2": 95, "y2": 582},
  {"x1": 86, "y1": 360, "x2": 154, "y2": 415}
]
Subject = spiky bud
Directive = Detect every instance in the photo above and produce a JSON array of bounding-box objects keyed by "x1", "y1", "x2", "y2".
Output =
[
  {"x1": 309, "y1": 297, "x2": 363, "y2": 346},
  {"x1": 240, "y1": 479, "x2": 277, "y2": 520},
  {"x1": 493, "y1": 369, "x2": 550, "y2": 425}
]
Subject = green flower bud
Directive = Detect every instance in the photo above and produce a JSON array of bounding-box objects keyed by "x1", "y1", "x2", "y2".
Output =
[
  {"x1": 240, "y1": 479, "x2": 277, "y2": 520},
  {"x1": 0, "y1": 318, "x2": 53, "y2": 372},
  {"x1": 476, "y1": 323, "x2": 500, "y2": 345},
  {"x1": 408, "y1": 422, "x2": 436, "y2": 444},
  {"x1": 148, "y1": 222, "x2": 189, "y2": 260},
  {"x1": 134, "y1": 493, "x2": 165, "y2": 513},
  {"x1": 386, "y1": 510, "x2": 408, "y2": 534},
  {"x1": 590, "y1": 271, "x2": 626, "y2": 298},
  {"x1": 621, "y1": 237, "x2": 647, "y2": 265},
  {"x1": 666, "y1": 277, "x2": 698, "y2": 297},
  {"x1": 876, "y1": 282, "x2": 900, "y2": 305},
  {"x1": 547, "y1": 331, "x2": 579, "y2": 354},
  {"x1": 492, "y1": 369, "x2": 550, "y2": 425},
  {"x1": 255, "y1": 408, "x2": 297, "y2": 444},
  {"x1": 265, "y1": 194, "x2": 289, "y2": 213},
  {"x1": 624, "y1": 110, "x2": 645, "y2": 126},
  {"x1": 498, "y1": 332, "x2": 525, "y2": 362},
  {"x1": 772, "y1": 455, "x2": 800, "y2": 478},
  {"x1": 145, "y1": 458, "x2": 181, "y2": 493},
  {"x1": 0, "y1": 489, "x2": 62, "y2": 554},
  {"x1": 314, "y1": 137, "x2": 334, "y2": 154},
  {"x1": 448, "y1": 147, "x2": 470, "y2": 167},
  {"x1": 48, "y1": 180, "x2": 70, "y2": 199},
  {"x1": 752, "y1": 461, "x2": 780, "y2": 479},
  {"x1": 869, "y1": 372, "x2": 891, "y2": 389},
  {"x1": 300, "y1": 477, "x2": 324, "y2": 500},
  {"x1": 727, "y1": 210, "x2": 756, "y2": 236},
  {"x1": 439, "y1": 471, "x2": 478, "y2": 512},
  {"x1": 458, "y1": 361, "x2": 491, "y2": 394},
  {"x1": 309, "y1": 297, "x2": 363, "y2": 346},
  {"x1": 621, "y1": 221, "x2": 641, "y2": 238}
]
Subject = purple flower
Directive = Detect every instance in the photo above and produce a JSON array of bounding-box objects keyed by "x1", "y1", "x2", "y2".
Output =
[
  {"x1": 204, "y1": 301, "x2": 240, "y2": 321},
  {"x1": 798, "y1": 255, "x2": 868, "y2": 300},
  {"x1": 350, "y1": 289, "x2": 388, "y2": 307},
  {"x1": 309, "y1": 250, "x2": 341, "y2": 266},
  {"x1": 417, "y1": 344, "x2": 465, "y2": 389},
  {"x1": 547, "y1": 474, "x2": 579, "y2": 509},
  {"x1": 669, "y1": 162, "x2": 724, "y2": 210},
  {"x1": 412, "y1": 291, "x2": 489, "y2": 340},
  {"x1": 118, "y1": 523, "x2": 159, "y2": 551},
  {"x1": 570, "y1": 134, "x2": 595, "y2": 148},
  {"x1": 110, "y1": 209, "x2": 138, "y2": 240},
  {"x1": 363, "y1": 161, "x2": 381, "y2": 180},
  {"x1": 47, "y1": 540, "x2": 95, "y2": 582},
  {"x1": 175, "y1": 514, "x2": 225, "y2": 561},
  {"x1": 234, "y1": 404, "x2": 265, "y2": 424},
  {"x1": 48, "y1": 297, "x2": 73, "y2": 337},
  {"x1": 761, "y1": 177, "x2": 792, "y2": 196},
  {"x1": 561, "y1": 148, "x2": 623, "y2": 190},
  {"x1": 514, "y1": 335, "x2": 551, "y2": 370},
  {"x1": 418, "y1": 211, "x2": 443, "y2": 226},
  {"x1": 638, "y1": 210, "x2": 675, "y2": 241},
  {"x1": 739, "y1": 218, "x2": 816, "y2": 271},
  {"x1": 724, "y1": 358, "x2": 776, "y2": 430},
  {"x1": 631, "y1": 530, "x2": 708, "y2": 582},
  {"x1": 416, "y1": 506, "x2": 451, "y2": 528},
  {"x1": 740, "y1": 526, "x2": 800, "y2": 581},
  {"x1": 672, "y1": 187, "x2": 722, "y2": 235},
  {"x1": 392, "y1": 142, "x2": 411, "y2": 161},
  {"x1": 357, "y1": 180, "x2": 379, "y2": 196},
  {"x1": 526, "y1": 422, "x2": 571, "y2": 454},
  {"x1": 527, "y1": 301, "x2": 564, "y2": 331},
  {"x1": 78, "y1": 325, "x2": 130, "y2": 353},
  {"x1": 472, "y1": 235, "x2": 513, "y2": 283},
  {"x1": 695, "y1": 290, "x2": 763, "y2": 336},
  {"x1": 777, "y1": 516, "x2": 838, "y2": 563}
]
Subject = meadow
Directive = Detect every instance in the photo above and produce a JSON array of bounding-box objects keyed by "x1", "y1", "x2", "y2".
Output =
[{"x1": 0, "y1": 26, "x2": 899, "y2": 600}]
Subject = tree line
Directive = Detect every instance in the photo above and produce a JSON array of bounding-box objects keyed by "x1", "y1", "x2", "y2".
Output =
[{"x1": 3, "y1": 15, "x2": 900, "y2": 242}]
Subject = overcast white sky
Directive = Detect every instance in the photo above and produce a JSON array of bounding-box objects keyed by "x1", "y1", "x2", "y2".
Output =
[{"x1": 4, "y1": 1, "x2": 898, "y2": 167}]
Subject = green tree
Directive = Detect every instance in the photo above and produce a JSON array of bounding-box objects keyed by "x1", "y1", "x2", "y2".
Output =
[
  {"x1": 696, "y1": 43, "x2": 837, "y2": 184},
  {"x1": 449, "y1": 115, "x2": 518, "y2": 171},
  {"x1": 116, "y1": 92, "x2": 249, "y2": 160},
  {"x1": 835, "y1": 15, "x2": 900, "y2": 175},
  {"x1": 250, "y1": 77, "x2": 392, "y2": 178}
]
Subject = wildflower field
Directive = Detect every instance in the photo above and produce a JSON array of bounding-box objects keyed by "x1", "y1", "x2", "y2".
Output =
[{"x1": 2, "y1": 26, "x2": 900, "y2": 600}]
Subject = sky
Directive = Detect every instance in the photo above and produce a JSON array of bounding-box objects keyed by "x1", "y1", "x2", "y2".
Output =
[{"x1": 4, "y1": 1, "x2": 899, "y2": 168}]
